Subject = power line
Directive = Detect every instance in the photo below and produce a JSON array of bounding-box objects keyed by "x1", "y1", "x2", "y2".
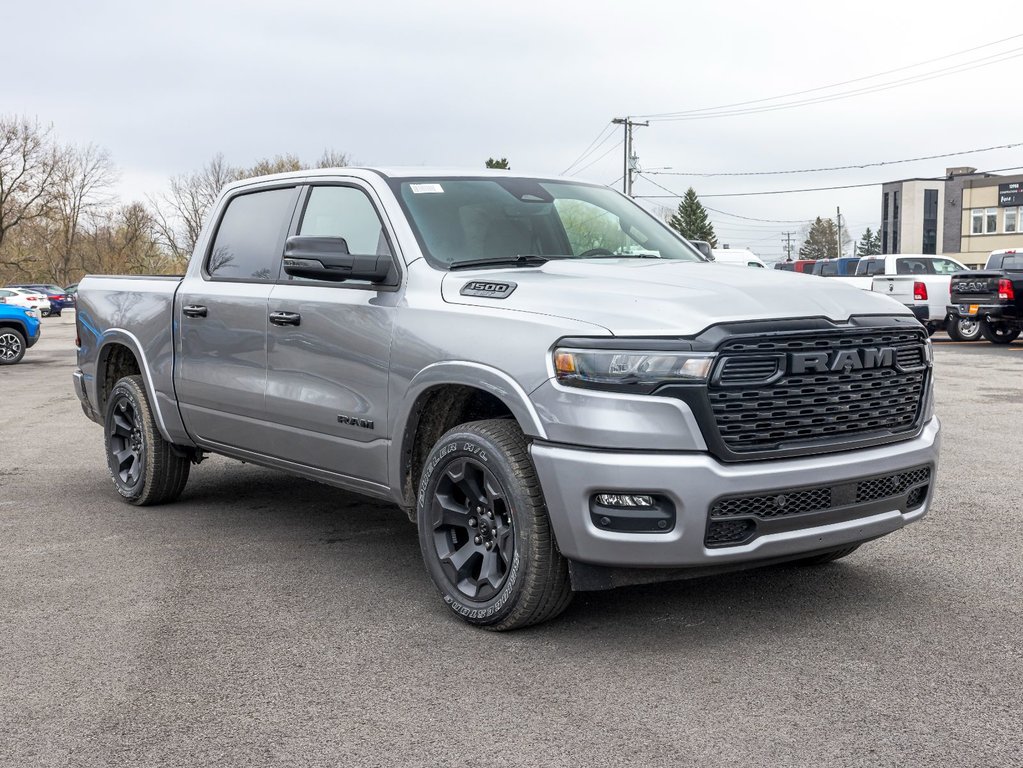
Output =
[
  {"x1": 639, "y1": 46, "x2": 1023, "y2": 122},
  {"x1": 635, "y1": 166, "x2": 1023, "y2": 199},
  {"x1": 635, "y1": 33, "x2": 1023, "y2": 120},
  {"x1": 630, "y1": 164, "x2": 1023, "y2": 198},
  {"x1": 570, "y1": 140, "x2": 624, "y2": 176},
  {"x1": 644, "y1": 141, "x2": 1023, "y2": 177},
  {"x1": 561, "y1": 122, "x2": 615, "y2": 174}
]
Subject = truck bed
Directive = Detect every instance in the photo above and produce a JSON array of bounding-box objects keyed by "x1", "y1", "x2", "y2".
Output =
[{"x1": 75, "y1": 274, "x2": 183, "y2": 439}]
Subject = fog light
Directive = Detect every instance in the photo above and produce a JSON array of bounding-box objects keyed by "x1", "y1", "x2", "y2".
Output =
[
  {"x1": 589, "y1": 493, "x2": 675, "y2": 533},
  {"x1": 594, "y1": 493, "x2": 655, "y2": 508}
]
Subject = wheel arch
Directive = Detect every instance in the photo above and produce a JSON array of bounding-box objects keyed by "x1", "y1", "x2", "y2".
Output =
[
  {"x1": 94, "y1": 330, "x2": 180, "y2": 444},
  {"x1": 390, "y1": 362, "x2": 548, "y2": 516}
]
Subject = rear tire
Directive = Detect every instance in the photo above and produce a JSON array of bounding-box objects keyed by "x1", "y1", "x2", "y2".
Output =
[
  {"x1": 417, "y1": 419, "x2": 572, "y2": 630},
  {"x1": 104, "y1": 375, "x2": 190, "y2": 505},
  {"x1": 0, "y1": 328, "x2": 26, "y2": 365},
  {"x1": 795, "y1": 544, "x2": 860, "y2": 565},
  {"x1": 980, "y1": 319, "x2": 1020, "y2": 344},
  {"x1": 946, "y1": 317, "x2": 981, "y2": 342}
]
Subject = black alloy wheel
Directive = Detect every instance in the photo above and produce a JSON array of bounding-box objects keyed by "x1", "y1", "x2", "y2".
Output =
[
  {"x1": 417, "y1": 419, "x2": 572, "y2": 630},
  {"x1": 0, "y1": 329, "x2": 26, "y2": 364},
  {"x1": 430, "y1": 456, "x2": 515, "y2": 601},
  {"x1": 102, "y1": 375, "x2": 190, "y2": 505},
  {"x1": 107, "y1": 391, "x2": 145, "y2": 490}
]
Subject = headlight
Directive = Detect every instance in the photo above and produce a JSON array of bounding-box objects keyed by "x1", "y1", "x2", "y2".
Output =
[
  {"x1": 27, "y1": 309, "x2": 40, "y2": 318},
  {"x1": 554, "y1": 347, "x2": 715, "y2": 391}
]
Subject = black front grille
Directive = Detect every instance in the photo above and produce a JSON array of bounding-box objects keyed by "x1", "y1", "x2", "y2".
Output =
[
  {"x1": 705, "y1": 467, "x2": 932, "y2": 548},
  {"x1": 712, "y1": 487, "x2": 832, "y2": 519},
  {"x1": 707, "y1": 327, "x2": 928, "y2": 456},
  {"x1": 856, "y1": 467, "x2": 931, "y2": 503}
]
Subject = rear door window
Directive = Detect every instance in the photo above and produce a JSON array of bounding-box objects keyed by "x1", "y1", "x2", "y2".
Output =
[
  {"x1": 206, "y1": 187, "x2": 299, "y2": 281},
  {"x1": 896, "y1": 258, "x2": 936, "y2": 275}
]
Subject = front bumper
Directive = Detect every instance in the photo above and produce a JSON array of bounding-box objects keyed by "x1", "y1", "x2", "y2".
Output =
[{"x1": 531, "y1": 416, "x2": 940, "y2": 569}]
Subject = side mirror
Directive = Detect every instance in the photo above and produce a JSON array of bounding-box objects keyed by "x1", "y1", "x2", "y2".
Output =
[{"x1": 282, "y1": 236, "x2": 393, "y2": 283}]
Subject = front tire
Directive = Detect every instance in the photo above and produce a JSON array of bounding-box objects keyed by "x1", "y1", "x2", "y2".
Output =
[
  {"x1": 0, "y1": 328, "x2": 26, "y2": 364},
  {"x1": 946, "y1": 317, "x2": 982, "y2": 342},
  {"x1": 104, "y1": 375, "x2": 190, "y2": 505},
  {"x1": 417, "y1": 419, "x2": 572, "y2": 630},
  {"x1": 980, "y1": 319, "x2": 1021, "y2": 344}
]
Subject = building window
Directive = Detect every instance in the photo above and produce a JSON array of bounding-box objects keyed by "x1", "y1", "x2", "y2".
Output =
[
  {"x1": 922, "y1": 189, "x2": 938, "y2": 255},
  {"x1": 972, "y1": 209, "x2": 984, "y2": 234},
  {"x1": 1006, "y1": 207, "x2": 1018, "y2": 233},
  {"x1": 881, "y1": 192, "x2": 889, "y2": 253},
  {"x1": 892, "y1": 191, "x2": 900, "y2": 253},
  {"x1": 986, "y1": 208, "x2": 998, "y2": 233}
]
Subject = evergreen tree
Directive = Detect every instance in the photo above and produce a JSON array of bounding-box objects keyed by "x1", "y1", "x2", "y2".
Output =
[
  {"x1": 799, "y1": 217, "x2": 841, "y2": 260},
  {"x1": 485, "y1": 157, "x2": 510, "y2": 169},
  {"x1": 667, "y1": 187, "x2": 717, "y2": 246},
  {"x1": 856, "y1": 227, "x2": 882, "y2": 256}
]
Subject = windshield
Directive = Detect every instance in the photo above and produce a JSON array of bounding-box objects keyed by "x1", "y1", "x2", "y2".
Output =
[{"x1": 390, "y1": 177, "x2": 705, "y2": 267}]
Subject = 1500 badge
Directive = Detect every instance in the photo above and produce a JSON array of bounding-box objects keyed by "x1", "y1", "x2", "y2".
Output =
[{"x1": 460, "y1": 280, "x2": 517, "y2": 298}]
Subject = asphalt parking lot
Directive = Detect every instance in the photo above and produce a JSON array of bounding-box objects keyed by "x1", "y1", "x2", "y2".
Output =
[{"x1": 2, "y1": 314, "x2": 1021, "y2": 768}]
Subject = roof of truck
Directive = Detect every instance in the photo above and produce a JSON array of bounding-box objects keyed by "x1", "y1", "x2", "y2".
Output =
[{"x1": 226, "y1": 167, "x2": 592, "y2": 193}]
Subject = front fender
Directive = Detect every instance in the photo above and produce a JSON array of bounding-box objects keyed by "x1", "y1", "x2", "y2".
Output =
[{"x1": 387, "y1": 361, "x2": 548, "y2": 501}]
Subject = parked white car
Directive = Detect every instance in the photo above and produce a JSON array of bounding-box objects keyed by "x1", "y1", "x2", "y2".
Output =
[
  {"x1": 710, "y1": 248, "x2": 767, "y2": 268},
  {"x1": 867, "y1": 254, "x2": 970, "y2": 337},
  {"x1": 0, "y1": 288, "x2": 50, "y2": 315}
]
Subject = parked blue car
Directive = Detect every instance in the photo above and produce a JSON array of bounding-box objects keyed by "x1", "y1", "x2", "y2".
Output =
[{"x1": 0, "y1": 304, "x2": 41, "y2": 364}]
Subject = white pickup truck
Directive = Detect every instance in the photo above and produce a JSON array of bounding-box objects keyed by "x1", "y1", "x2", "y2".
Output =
[{"x1": 865, "y1": 254, "x2": 973, "y2": 338}]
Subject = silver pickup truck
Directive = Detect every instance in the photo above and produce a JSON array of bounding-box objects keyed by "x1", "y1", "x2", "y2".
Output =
[{"x1": 74, "y1": 168, "x2": 941, "y2": 629}]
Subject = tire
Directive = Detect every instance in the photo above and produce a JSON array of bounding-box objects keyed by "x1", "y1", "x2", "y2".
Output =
[
  {"x1": 795, "y1": 544, "x2": 860, "y2": 565},
  {"x1": 980, "y1": 319, "x2": 1021, "y2": 344},
  {"x1": 946, "y1": 316, "x2": 982, "y2": 342},
  {"x1": 417, "y1": 419, "x2": 572, "y2": 630},
  {"x1": 104, "y1": 375, "x2": 190, "y2": 505},
  {"x1": 0, "y1": 328, "x2": 26, "y2": 365}
]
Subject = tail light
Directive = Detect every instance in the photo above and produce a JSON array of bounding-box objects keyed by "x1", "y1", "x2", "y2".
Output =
[
  {"x1": 914, "y1": 282, "x2": 928, "y2": 301},
  {"x1": 998, "y1": 279, "x2": 1015, "y2": 301}
]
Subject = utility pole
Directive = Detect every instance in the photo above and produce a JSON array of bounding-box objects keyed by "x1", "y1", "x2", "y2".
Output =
[
  {"x1": 781, "y1": 231, "x2": 796, "y2": 261},
  {"x1": 836, "y1": 206, "x2": 843, "y2": 259},
  {"x1": 612, "y1": 117, "x2": 649, "y2": 197}
]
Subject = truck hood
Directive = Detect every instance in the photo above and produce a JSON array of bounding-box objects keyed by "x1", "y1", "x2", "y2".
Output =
[{"x1": 441, "y1": 259, "x2": 908, "y2": 336}]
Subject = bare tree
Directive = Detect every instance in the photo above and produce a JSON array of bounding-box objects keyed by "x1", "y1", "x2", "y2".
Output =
[
  {"x1": 238, "y1": 153, "x2": 304, "y2": 179},
  {"x1": 317, "y1": 149, "x2": 350, "y2": 168},
  {"x1": 0, "y1": 115, "x2": 59, "y2": 250},
  {"x1": 150, "y1": 152, "x2": 237, "y2": 262},
  {"x1": 41, "y1": 142, "x2": 117, "y2": 283}
]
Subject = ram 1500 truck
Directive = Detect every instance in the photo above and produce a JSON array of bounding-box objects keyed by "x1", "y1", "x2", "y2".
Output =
[
  {"x1": 947, "y1": 249, "x2": 1023, "y2": 344},
  {"x1": 866, "y1": 254, "x2": 971, "y2": 338},
  {"x1": 74, "y1": 169, "x2": 941, "y2": 630}
]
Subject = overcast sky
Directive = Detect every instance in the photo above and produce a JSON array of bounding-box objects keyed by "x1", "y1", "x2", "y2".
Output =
[{"x1": 5, "y1": 0, "x2": 1023, "y2": 259}]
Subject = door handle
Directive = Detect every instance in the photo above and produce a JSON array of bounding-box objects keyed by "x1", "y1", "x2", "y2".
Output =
[
  {"x1": 182, "y1": 305, "x2": 208, "y2": 318},
  {"x1": 269, "y1": 311, "x2": 301, "y2": 327}
]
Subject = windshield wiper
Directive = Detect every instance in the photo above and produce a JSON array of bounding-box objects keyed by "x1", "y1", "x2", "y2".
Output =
[{"x1": 449, "y1": 255, "x2": 563, "y2": 271}]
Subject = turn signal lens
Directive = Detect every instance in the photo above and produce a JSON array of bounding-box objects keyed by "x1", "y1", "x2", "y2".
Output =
[{"x1": 554, "y1": 351, "x2": 577, "y2": 375}]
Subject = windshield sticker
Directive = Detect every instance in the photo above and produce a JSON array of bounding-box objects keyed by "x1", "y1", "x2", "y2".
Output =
[{"x1": 410, "y1": 183, "x2": 444, "y2": 194}]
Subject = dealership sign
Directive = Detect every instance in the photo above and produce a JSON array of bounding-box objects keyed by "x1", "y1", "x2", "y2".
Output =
[{"x1": 999, "y1": 182, "x2": 1023, "y2": 207}]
